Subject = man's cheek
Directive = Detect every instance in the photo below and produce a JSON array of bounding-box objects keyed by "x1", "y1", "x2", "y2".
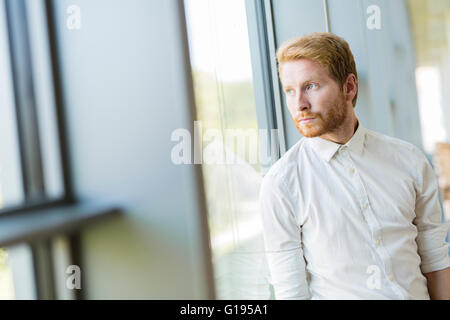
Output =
[{"x1": 287, "y1": 107, "x2": 298, "y2": 120}]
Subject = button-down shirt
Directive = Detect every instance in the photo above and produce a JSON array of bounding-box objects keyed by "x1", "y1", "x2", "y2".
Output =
[{"x1": 259, "y1": 121, "x2": 450, "y2": 299}]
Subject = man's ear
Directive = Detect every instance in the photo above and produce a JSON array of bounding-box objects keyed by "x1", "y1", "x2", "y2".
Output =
[{"x1": 343, "y1": 73, "x2": 358, "y2": 102}]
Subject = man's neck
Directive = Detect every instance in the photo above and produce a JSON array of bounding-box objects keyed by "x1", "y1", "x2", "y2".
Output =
[{"x1": 319, "y1": 117, "x2": 359, "y2": 145}]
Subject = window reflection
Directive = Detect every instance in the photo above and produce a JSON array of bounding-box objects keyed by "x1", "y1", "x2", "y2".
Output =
[
  {"x1": 0, "y1": 0, "x2": 24, "y2": 210},
  {"x1": 0, "y1": 0, "x2": 23, "y2": 300},
  {"x1": 408, "y1": 0, "x2": 450, "y2": 223},
  {"x1": 0, "y1": 249, "x2": 15, "y2": 299},
  {"x1": 184, "y1": 0, "x2": 272, "y2": 299}
]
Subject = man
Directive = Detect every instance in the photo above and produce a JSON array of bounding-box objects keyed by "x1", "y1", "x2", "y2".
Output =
[{"x1": 259, "y1": 32, "x2": 450, "y2": 299}]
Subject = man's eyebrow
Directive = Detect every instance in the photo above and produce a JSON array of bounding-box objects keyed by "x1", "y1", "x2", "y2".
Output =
[
  {"x1": 301, "y1": 78, "x2": 316, "y2": 86},
  {"x1": 283, "y1": 78, "x2": 317, "y2": 89}
]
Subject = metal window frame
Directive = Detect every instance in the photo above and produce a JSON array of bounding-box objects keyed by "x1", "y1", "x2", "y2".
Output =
[
  {"x1": 323, "y1": 0, "x2": 331, "y2": 32},
  {"x1": 4, "y1": 0, "x2": 56, "y2": 301},
  {"x1": 245, "y1": 0, "x2": 287, "y2": 171},
  {"x1": 3, "y1": 0, "x2": 74, "y2": 210},
  {"x1": 4, "y1": 0, "x2": 46, "y2": 203},
  {"x1": 1, "y1": 0, "x2": 118, "y2": 300},
  {"x1": 44, "y1": 0, "x2": 75, "y2": 204}
]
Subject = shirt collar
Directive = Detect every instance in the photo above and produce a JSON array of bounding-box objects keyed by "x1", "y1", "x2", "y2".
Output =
[{"x1": 307, "y1": 120, "x2": 366, "y2": 162}]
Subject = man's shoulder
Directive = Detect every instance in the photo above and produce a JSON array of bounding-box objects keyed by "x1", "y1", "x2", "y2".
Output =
[
  {"x1": 263, "y1": 138, "x2": 306, "y2": 183},
  {"x1": 365, "y1": 127, "x2": 423, "y2": 157},
  {"x1": 364, "y1": 128, "x2": 433, "y2": 178}
]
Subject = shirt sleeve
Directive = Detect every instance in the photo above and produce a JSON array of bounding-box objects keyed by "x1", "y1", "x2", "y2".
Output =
[
  {"x1": 413, "y1": 148, "x2": 450, "y2": 274},
  {"x1": 259, "y1": 173, "x2": 310, "y2": 299}
]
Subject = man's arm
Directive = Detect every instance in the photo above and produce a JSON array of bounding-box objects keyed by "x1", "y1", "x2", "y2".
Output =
[
  {"x1": 423, "y1": 267, "x2": 450, "y2": 300},
  {"x1": 259, "y1": 174, "x2": 310, "y2": 300},
  {"x1": 413, "y1": 147, "x2": 450, "y2": 298}
]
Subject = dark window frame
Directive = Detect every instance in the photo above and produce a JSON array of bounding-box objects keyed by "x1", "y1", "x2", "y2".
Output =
[
  {"x1": 245, "y1": 0, "x2": 286, "y2": 169},
  {"x1": 0, "y1": 0, "x2": 120, "y2": 300}
]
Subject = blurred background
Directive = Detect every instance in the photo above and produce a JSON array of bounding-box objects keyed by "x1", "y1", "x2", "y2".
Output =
[{"x1": 0, "y1": 0, "x2": 449, "y2": 299}]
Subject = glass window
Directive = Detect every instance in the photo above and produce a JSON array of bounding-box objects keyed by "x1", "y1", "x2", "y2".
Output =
[
  {"x1": 2, "y1": 0, "x2": 61, "y2": 206},
  {"x1": 0, "y1": 0, "x2": 24, "y2": 299},
  {"x1": 0, "y1": 0, "x2": 24, "y2": 209},
  {"x1": 184, "y1": 0, "x2": 272, "y2": 299},
  {"x1": 0, "y1": 0, "x2": 55, "y2": 300},
  {"x1": 0, "y1": 248, "x2": 15, "y2": 299},
  {"x1": 26, "y1": 0, "x2": 64, "y2": 201},
  {"x1": 408, "y1": 0, "x2": 450, "y2": 223}
]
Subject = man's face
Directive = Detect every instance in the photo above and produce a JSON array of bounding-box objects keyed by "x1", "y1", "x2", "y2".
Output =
[{"x1": 280, "y1": 59, "x2": 348, "y2": 138}]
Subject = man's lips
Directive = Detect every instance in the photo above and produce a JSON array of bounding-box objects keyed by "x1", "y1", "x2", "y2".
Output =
[{"x1": 299, "y1": 117, "x2": 315, "y2": 123}]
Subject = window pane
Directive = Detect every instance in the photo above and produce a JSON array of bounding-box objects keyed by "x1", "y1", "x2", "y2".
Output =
[
  {"x1": 0, "y1": 248, "x2": 15, "y2": 299},
  {"x1": 185, "y1": 0, "x2": 272, "y2": 299},
  {"x1": 408, "y1": 0, "x2": 450, "y2": 223},
  {"x1": 26, "y1": 0, "x2": 64, "y2": 200},
  {"x1": 4, "y1": 243, "x2": 36, "y2": 299},
  {"x1": 0, "y1": 0, "x2": 20, "y2": 299},
  {"x1": 0, "y1": 0, "x2": 24, "y2": 209},
  {"x1": 0, "y1": 0, "x2": 33, "y2": 300}
]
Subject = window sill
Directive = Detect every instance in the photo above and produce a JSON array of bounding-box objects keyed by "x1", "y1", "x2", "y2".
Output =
[{"x1": 0, "y1": 202, "x2": 121, "y2": 247}]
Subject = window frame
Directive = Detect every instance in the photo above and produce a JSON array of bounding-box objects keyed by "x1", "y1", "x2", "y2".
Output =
[
  {"x1": 0, "y1": 0, "x2": 120, "y2": 300},
  {"x1": 245, "y1": 0, "x2": 287, "y2": 170}
]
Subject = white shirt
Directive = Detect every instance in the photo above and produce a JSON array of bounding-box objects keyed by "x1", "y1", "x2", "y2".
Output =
[{"x1": 259, "y1": 121, "x2": 450, "y2": 300}]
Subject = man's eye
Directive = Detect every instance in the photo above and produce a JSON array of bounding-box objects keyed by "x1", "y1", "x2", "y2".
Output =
[
  {"x1": 286, "y1": 89, "x2": 295, "y2": 95},
  {"x1": 306, "y1": 83, "x2": 318, "y2": 91}
]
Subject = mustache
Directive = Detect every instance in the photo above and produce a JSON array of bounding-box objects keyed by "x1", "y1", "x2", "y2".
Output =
[{"x1": 294, "y1": 113, "x2": 320, "y2": 121}]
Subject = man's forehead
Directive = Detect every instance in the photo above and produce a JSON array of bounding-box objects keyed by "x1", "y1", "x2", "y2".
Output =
[{"x1": 280, "y1": 59, "x2": 329, "y2": 84}]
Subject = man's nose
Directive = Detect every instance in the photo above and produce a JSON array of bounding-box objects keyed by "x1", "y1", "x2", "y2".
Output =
[
  {"x1": 296, "y1": 92, "x2": 310, "y2": 112},
  {"x1": 298, "y1": 104, "x2": 310, "y2": 112}
]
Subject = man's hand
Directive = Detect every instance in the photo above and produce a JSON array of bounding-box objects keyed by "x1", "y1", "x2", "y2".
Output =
[{"x1": 424, "y1": 267, "x2": 450, "y2": 300}]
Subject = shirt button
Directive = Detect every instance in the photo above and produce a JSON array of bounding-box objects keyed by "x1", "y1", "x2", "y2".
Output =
[
  {"x1": 349, "y1": 168, "x2": 355, "y2": 175},
  {"x1": 375, "y1": 239, "x2": 381, "y2": 246},
  {"x1": 389, "y1": 274, "x2": 395, "y2": 282},
  {"x1": 362, "y1": 203, "x2": 368, "y2": 209}
]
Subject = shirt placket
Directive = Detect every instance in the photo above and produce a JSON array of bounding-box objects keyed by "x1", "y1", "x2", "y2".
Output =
[{"x1": 338, "y1": 145, "x2": 406, "y2": 299}]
